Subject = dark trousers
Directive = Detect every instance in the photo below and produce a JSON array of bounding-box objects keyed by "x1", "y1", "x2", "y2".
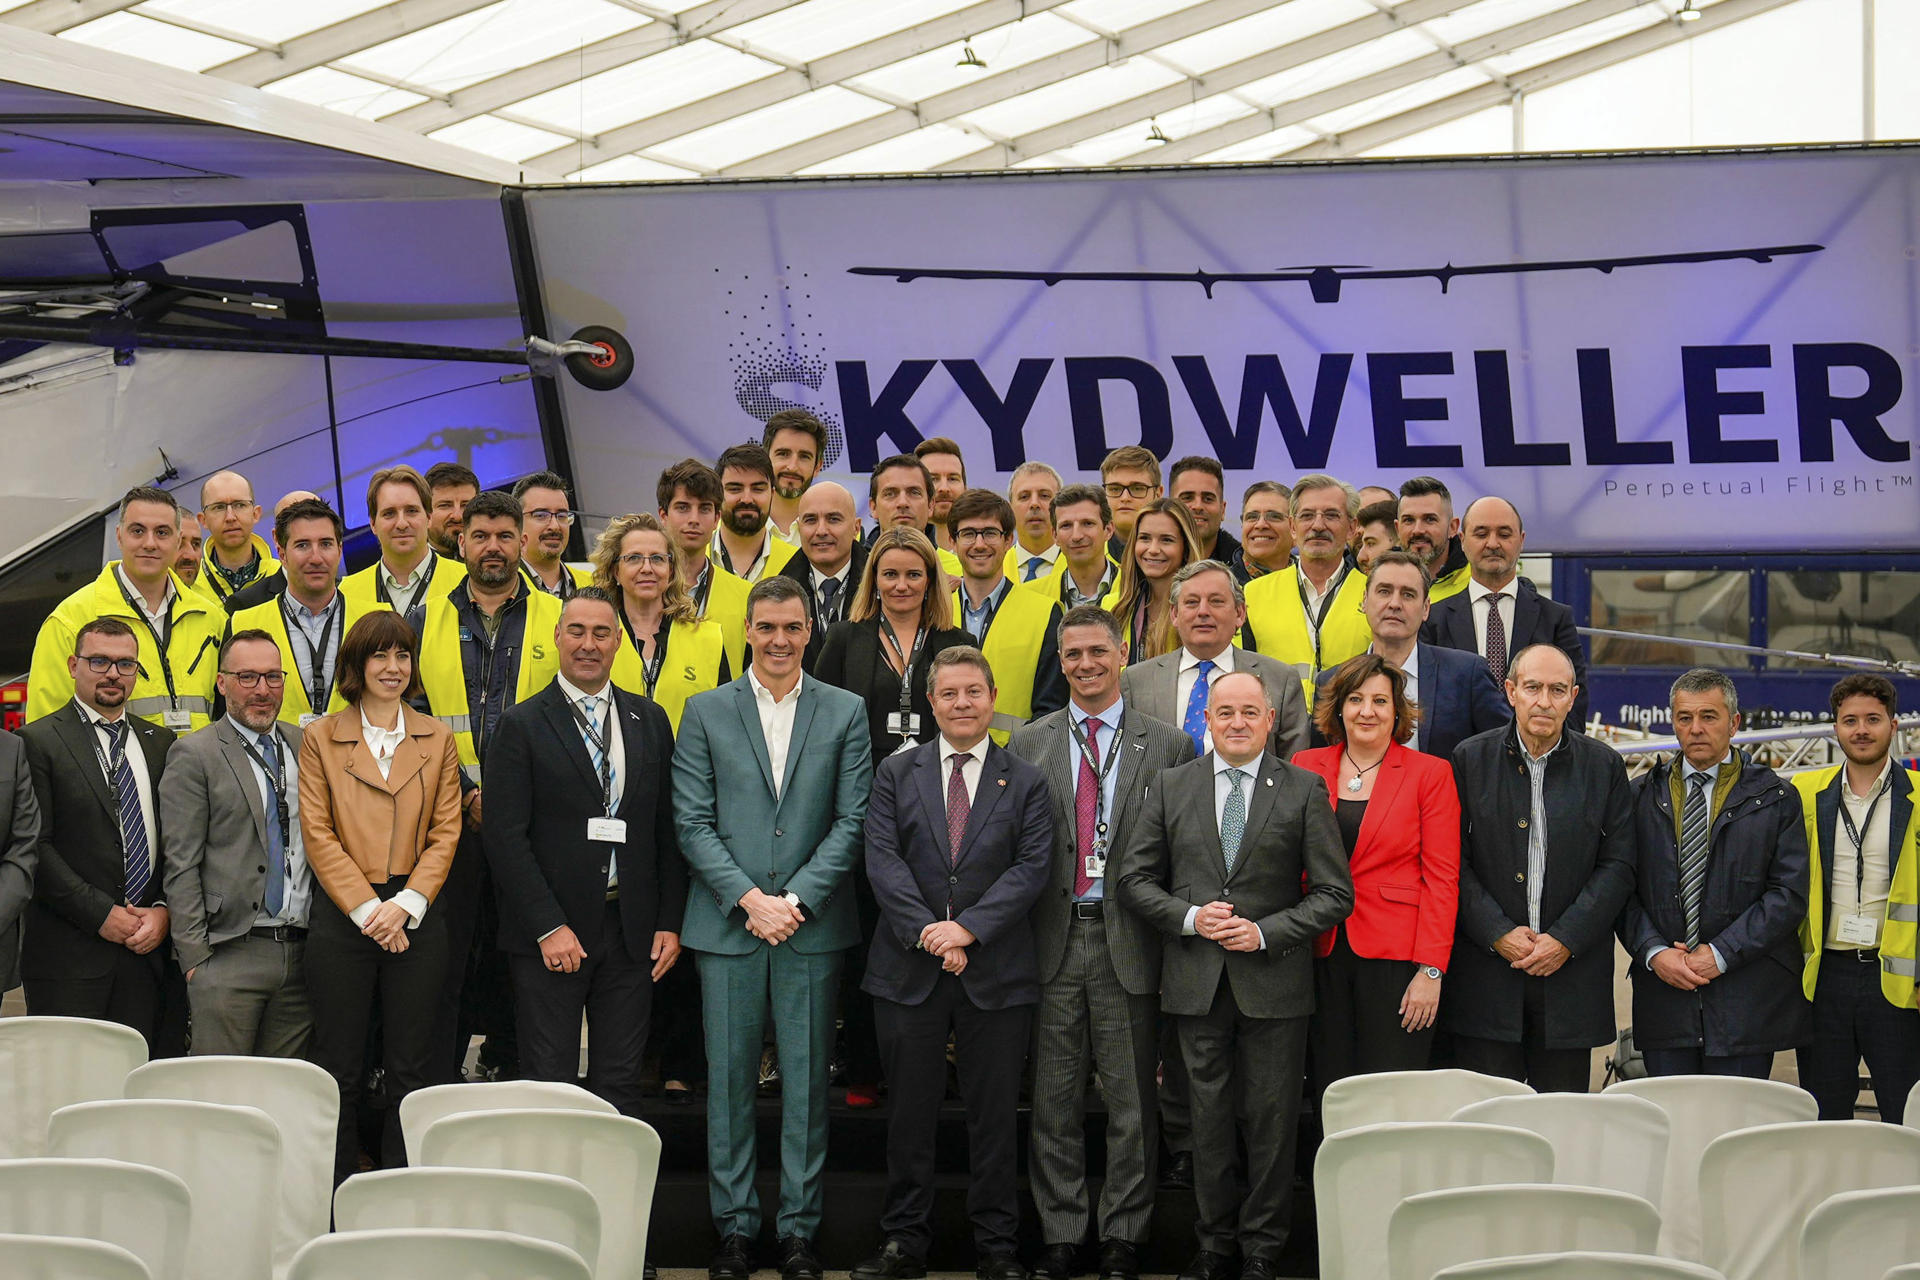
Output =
[
  {"x1": 1159, "y1": 1014, "x2": 1192, "y2": 1156},
  {"x1": 876, "y1": 974, "x2": 1031, "y2": 1259},
  {"x1": 1179, "y1": 973, "x2": 1308, "y2": 1262},
  {"x1": 1453, "y1": 976, "x2": 1594, "y2": 1093},
  {"x1": 837, "y1": 865, "x2": 884, "y2": 1086},
  {"x1": 1642, "y1": 1047, "x2": 1774, "y2": 1079},
  {"x1": 25, "y1": 946, "x2": 183, "y2": 1058},
  {"x1": 434, "y1": 828, "x2": 515, "y2": 1081},
  {"x1": 1312, "y1": 929, "x2": 1433, "y2": 1091},
  {"x1": 653, "y1": 956, "x2": 707, "y2": 1085},
  {"x1": 307, "y1": 883, "x2": 448, "y2": 1183},
  {"x1": 1796, "y1": 949, "x2": 1920, "y2": 1123},
  {"x1": 513, "y1": 899, "x2": 654, "y2": 1117}
]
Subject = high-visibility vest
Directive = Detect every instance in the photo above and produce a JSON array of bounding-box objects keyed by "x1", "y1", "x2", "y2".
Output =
[
  {"x1": 340, "y1": 553, "x2": 467, "y2": 613},
  {"x1": 697, "y1": 565, "x2": 751, "y2": 676},
  {"x1": 27, "y1": 563, "x2": 222, "y2": 729},
  {"x1": 1793, "y1": 765, "x2": 1920, "y2": 1008},
  {"x1": 716, "y1": 533, "x2": 799, "y2": 584},
  {"x1": 199, "y1": 535, "x2": 282, "y2": 605},
  {"x1": 227, "y1": 591, "x2": 392, "y2": 726},
  {"x1": 1243, "y1": 565, "x2": 1372, "y2": 702},
  {"x1": 1430, "y1": 562, "x2": 1470, "y2": 603},
  {"x1": 416, "y1": 588, "x2": 561, "y2": 771},
  {"x1": 952, "y1": 585, "x2": 1055, "y2": 745},
  {"x1": 1003, "y1": 545, "x2": 1059, "y2": 585},
  {"x1": 608, "y1": 615, "x2": 725, "y2": 734},
  {"x1": 518, "y1": 561, "x2": 593, "y2": 596}
]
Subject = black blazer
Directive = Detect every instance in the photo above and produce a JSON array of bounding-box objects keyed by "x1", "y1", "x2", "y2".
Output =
[
  {"x1": 19, "y1": 704, "x2": 175, "y2": 983},
  {"x1": 0, "y1": 730, "x2": 42, "y2": 992},
  {"x1": 861, "y1": 739, "x2": 1053, "y2": 1010},
  {"x1": 779, "y1": 543, "x2": 869, "y2": 673},
  {"x1": 813, "y1": 617, "x2": 974, "y2": 761},
  {"x1": 482, "y1": 682, "x2": 688, "y2": 961},
  {"x1": 1421, "y1": 577, "x2": 1590, "y2": 728},
  {"x1": 1311, "y1": 642, "x2": 1509, "y2": 763}
]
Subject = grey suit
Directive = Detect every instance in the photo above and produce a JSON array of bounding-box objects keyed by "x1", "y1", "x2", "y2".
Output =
[
  {"x1": 0, "y1": 730, "x2": 41, "y2": 993},
  {"x1": 159, "y1": 717, "x2": 312, "y2": 1057},
  {"x1": 1010, "y1": 705, "x2": 1194, "y2": 1247},
  {"x1": 1120, "y1": 646, "x2": 1309, "y2": 761},
  {"x1": 1114, "y1": 752, "x2": 1352, "y2": 1262}
]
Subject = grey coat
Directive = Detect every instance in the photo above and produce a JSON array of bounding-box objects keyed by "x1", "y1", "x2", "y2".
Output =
[{"x1": 1120, "y1": 646, "x2": 1309, "y2": 761}]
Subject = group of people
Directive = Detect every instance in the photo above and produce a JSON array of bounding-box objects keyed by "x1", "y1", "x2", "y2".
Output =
[{"x1": 2, "y1": 411, "x2": 1915, "y2": 1280}]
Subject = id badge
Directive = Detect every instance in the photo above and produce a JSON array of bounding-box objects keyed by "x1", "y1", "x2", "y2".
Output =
[
  {"x1": 886, "y1": 712, "x2": 921, "y2": 738},
  {"x1": 1836, "y1": 914, "x2": 1880, "y2": 946},
  {"x1": 297, "y1": 714, "x2": 321, "y2": 728},
  {"x1": 587, "y1": 817, "x2": 628, "y2": 844},
  {"x1": 1083, "y1": 854, "x2": 1107, "y2": 880},
  {"x1": 161, "y1": 709, "x2": 192, "y2": 730}
]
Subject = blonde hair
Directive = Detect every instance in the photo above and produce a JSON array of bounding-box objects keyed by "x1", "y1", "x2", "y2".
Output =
[
  {"x1": 850, "y1": 526, "x2": 950, "y2": 632},
  {"x1": 1110, "y1": 499, "x2": 1202, "y2": 660},
  {"x1": 591, "y1": 512, "x2": 696, "y2": 624}
]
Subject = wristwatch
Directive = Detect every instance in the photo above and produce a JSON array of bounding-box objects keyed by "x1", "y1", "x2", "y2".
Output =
[{"x1": 1422, "y1": 966, "x2": 1443, "y2": 980}]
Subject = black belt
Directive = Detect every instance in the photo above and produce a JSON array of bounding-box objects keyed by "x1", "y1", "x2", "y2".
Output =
[
  {"x1": 1825, "y1": 947, "x2": 1881, "y2": 964},
  {"x1": 248, "y1": 924, "x2": 307, "y2": 942},
  {"x1": 1072, "y1": 900, "x2": 1105, "y2": 920}
]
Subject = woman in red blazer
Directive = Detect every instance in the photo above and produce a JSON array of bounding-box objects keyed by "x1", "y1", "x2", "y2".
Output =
[{"x1": 1293, "y1": 652, "x2": 1461, "y2": 1086}]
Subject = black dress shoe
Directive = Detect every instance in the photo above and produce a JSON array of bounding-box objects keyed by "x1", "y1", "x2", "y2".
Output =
[
  {"x1": 1033, "y1": 1243, "x2": 1078, "y2": 1280},
  {"x1": 1238, "y1": 1258, "x2": 1275, "y2": 1280},
  {"x1": 852, "y1": 1238, "x2": 928, "y2": 1280},
  {"x1": 978, "y1": 1254, "x2": 1030, "y2": 1280},
  {"x1": 1096, "y1": 1239, "x2": 1140, "y2": 1280},
  {"x1": 1176, "y1": 1249, "x2": 1239, "y2": 1280},
  {"x1": 778, "y1": 1235, "x2": 824, "y2": 1280},
  {"x1": 709, "y1": 1232, "x2": 754, "y2": 1280},
  {"x1": 1161, "y1": 1150, "x2": 1195, "y2": 1190}
]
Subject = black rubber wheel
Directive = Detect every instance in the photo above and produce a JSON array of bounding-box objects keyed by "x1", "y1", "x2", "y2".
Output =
[{"x1": 564, "y1": 324, "x2": 634, "y2": 390}]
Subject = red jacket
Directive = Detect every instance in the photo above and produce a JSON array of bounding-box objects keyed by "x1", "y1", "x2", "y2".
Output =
[{"x1": 1292, "y1": 741, "x2": 1461, "y2": 970}]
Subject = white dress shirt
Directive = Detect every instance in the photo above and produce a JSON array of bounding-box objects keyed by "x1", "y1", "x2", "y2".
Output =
[
  {"x1": 1297, "y1": 563, "x2": 1345, "y2": 648},
  {"x1": 75, "y1": 700, "x2": 158, "y2": 900},
  {"x1": 939, "y1": 736, "x2": 988, "y2": 808},
  {"x1": 1016, "y1": 543, "x2": 1060, "y2": 582},
  {"x1": 1180, "y1": 752, "x2": 1267, "y2": 947},
  {"x1": 810, "y1": 560, "x2": 853, "y2": 624},
  {"x1": 114, "y1": 563, "x2": 175, "y2": 633},
  {"x1": 1468, "y1": 577, "x2": 1518, "y2": 664},
  {"x1": 750, "y1": 667, "x2": 803, "y2": 799},
  {"x1": 1830, "y1": 756, "x2": 1895, "y2": 950},
  {"x1": 1175, "y1": 647, "x2": 1236, "y2": 754},
  {"x1": 350, "y1": 708, "x2": 429, "y2": 929},
  {"x1": 1067, "y1": 696, "x2": 1123, "y2": 901},
  {"x1": 1372, "y1": 643, "x2": 1421, "y2": 706},
  {"x1": 235, "y1": 720, "x2": 311, "y2": 928},
  {"x1": 1520, "y1": 733, "x2": 1564, "y2": 932},
  {"x1": 378, "y1": 554, "x2": 435, "y2": 617}
]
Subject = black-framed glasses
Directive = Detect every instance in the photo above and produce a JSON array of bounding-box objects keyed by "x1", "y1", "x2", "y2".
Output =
[
  {"x1": 81, "y1": 656, "x2": 140, "y2": 676},
  {"x1": 953, "y1": 527, "x2": 1006, "y2": 544},
  {"x1": 1104, "y1": 482, "x2": 1154, "y2": 500},
  {"x1": 221, "y1": 670, "x2": 286, "y2": 689},
  {"x1": 527, "y1": 509, "x2": 575, "y2": 525}
]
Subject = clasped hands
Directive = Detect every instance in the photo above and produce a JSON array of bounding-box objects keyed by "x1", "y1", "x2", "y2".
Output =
[
  {"x1": 1650, "y1": 941, "x2": 1720, "y2": 990},
  {"x1": 740, "y1": 887, "x2": 804, "y2": 946},
  {"x1": 1493, "y1": 926, "x2": 1571, "y2": 976},
  {"x1": 920, "y1": 920, "x2": 975, "y2": 973},
  {"x1": 1195, "y1": 900, "x2": 1263, "y2": 953},
  {"x1": 99, "y1": 903, "x2": 169, "y2": 955}
]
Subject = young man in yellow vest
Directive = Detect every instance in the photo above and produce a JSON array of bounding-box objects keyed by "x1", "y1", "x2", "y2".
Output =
[
  {"x1": 1024, "y1": 484, "x2": 1119, "y2": 612},
  {"x1": 1004, "y1": 461, "x2": 1062, "y2": 586},
  {"x1": 196, "y1": 470, "x2": 281, "y2": 605},
  {"x1": 660, "y1": 458, "x2": 750, "y2": 674},
  {"x1": 947, "y1": 489, "x2": 1067, "y2": 745},
  {"x1": 514, "y1": 471, "x2": 593, "y2": 600},
  {"x1": 340, "y1": 465, "x2": 467, "y2": 616},
  {"x1": 1396, "y1": 476, "x2": 1471, "y2": 603},
  {"x1": 1793, "y1": 673, "x2": 1920, "y2": 1123},
  {"x1": 712, "y1": 443, "x2": 799, "y2": 584},
  {"x1": 1243, "y1": 474, "x2": 1371, "y2": 703}
]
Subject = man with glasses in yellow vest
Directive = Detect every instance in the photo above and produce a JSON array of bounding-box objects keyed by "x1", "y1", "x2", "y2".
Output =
[
  {"x1": 1243, "y1": 475, "x2": 1371, "y2": 705},
  {"x1": 946, "y1": 489, "x2": 1067, "y2": 745}
]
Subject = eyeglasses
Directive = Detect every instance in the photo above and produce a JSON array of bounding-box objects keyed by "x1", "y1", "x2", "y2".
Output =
[
  {"x1": 200, "y1": 500, "x2": 254, "y2": 517},
  {"x1": 81, "y1": 656, "x2": 140, "y2": 676},
  {"x1": 221, "y1": 670, "x2": 286, "y2": 689},
  {"x1": 1104, "y1": 482, "x2": 1154, "y2": 500},
  {"x1": 953, "y1": 527, "x2": 1006, "y2": 544},
  {"x1": 617, "y1": 553, "x2": 672, "y2": 569},
  {"x1": 1242, "y1": 509, "x2": 1289, "y2": 525},
  {"x1": 526, "y1": 509, "x2": 574, "y2": 525}
]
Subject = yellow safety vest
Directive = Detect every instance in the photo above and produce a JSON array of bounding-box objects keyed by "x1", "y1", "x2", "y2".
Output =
[
  {"x1": 1793, "y1": 765, "x2": 1920, "y2": 1008},
  {"x1": 697, "y1": 565, "x2": 751, "y2": 677},
  {"x1": 952, "y1": 585, "x2": 1055, "y2": 745},
  {"x1": 518, "y1": 561, "x2": 593, "y2": 596},
  {"x1": 608, "y1": 615, "x2": 725, "y2": 734},
  {"x1": 1430, "y1": 561, "x2": 1470, "y2": 604},
  {"x1": 717, "y1": 533, "x2": 799, "y2": 584},
  {"x1": 416, "y1": 588, "x2": 561, "y2": 771},
  {"x1": 198, "y1": 535, "x2": 282, "y2": 605},
  {"x1": 1016, "y1": 553, "x2": 1118, "y2": 609},
  {"x1": 1003, "y1": 545, "x2": 1059, "y2": 585},
  {"x1": 1243, "y1": 565, "x2": 1372, "y2": 702},
  {"x1": 340, "y1": 553, "x2": 468, "y2": 613},
  {"x1": 27, "y1": 563, "x2": 222, "y2": 729},
  {"x1": 227, "y1": 591, "x2": 393, "y2": 726}
]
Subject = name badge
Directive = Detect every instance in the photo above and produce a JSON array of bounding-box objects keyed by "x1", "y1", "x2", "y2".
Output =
[
  {"x1": 298, "y1": 714, "x2": 321, "y2": 728},
  {"x1": 587, "y1": 817, "x2": 628, "y2": 844},
  {"x1": 160, "y1": 709, "x2": 192, "y2": 730},
  {"x1": 886, "y1": 712, "x2": 922, "y2": 738},
  {"x1": 1836, "y1": 914, "x2": 1880, "y2": 946},
  {"x1": 1083, "y1": 854, "x2": 1106, "y2": 880}
]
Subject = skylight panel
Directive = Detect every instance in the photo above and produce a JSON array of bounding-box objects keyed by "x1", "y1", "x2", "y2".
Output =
[
  {"x1": 1236, "y1": 27, "x2": 1437, "y2": 106},
  {"x1": 1420, "y1": 0, "x2": 1594, "y2": 48},
  {"x1": 135, "y1": 0, "x2": 392, "y2": 45},
  {"x1": 1061, "y1": 92, "x2": 1257, "y2": 164},
  {"x1": 956, "y1": 58, "x2": 1186, "y2": 139},
  {"x1": 343, "y1": 0, "x2": 645, "y2": 96},
  {"x1": 1186, "y1": 121, "x2": 1323, "y2": 161},
  {"x1": 1481, "y1": 7, "x2": 1665, "y2": 75},
  {"x1": 428, "y1": 112, "x2": 576, "y2": 165},
  {"x1": 510, "y1": 40, "x2": 781, "y2": 136},
  {"x1": 847, "y1": 12, "x2": 1095, "y2": 102},
  {"x1": 1364, "y1": 103, "x2": 1514, "y2": 155},
  {"x1": 1153, "y1": 0, "x2": 1382, "y2": 75},
  {"x1": 62, "y1": 12, "x2": 252, "y2": 72},
  {"x1": 264, "y1": 66, "x2": 427, "y2": 118},
  {"x1": 1302, "y1": 64, "x2": 1492, "y2": 134},
  {"x1": 654, "y1": 84, "x2": 891, "y2": 171},
  {"x1": 798, "y1": 121, "x2": 995, "y2": 175},
  {"x1": 728, "y1": 0, "x2": 980, "y2": 66},
  {"x1": 568, "y1": 154, "x2": 703, "y2": 181}
]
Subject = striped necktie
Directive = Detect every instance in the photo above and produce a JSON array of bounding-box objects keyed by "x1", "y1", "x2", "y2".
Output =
[
  {"x1": 1679, "y1": 770, "x2": 1713, "y2": 945},
  {"x1": 102, "y1": 721, "x2": 151, "y2": 904}
]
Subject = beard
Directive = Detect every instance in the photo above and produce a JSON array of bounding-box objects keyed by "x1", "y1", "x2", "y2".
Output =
[
  {"x1": 722, "y1": 504, "x2": 766, "y2": 536},
  {"x1": 472, "y1": 555, "x2": 516, "y2": 588}
]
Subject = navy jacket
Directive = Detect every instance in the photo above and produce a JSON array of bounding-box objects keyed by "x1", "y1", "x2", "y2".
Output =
[
  {"x1": 1314, "y1": 642, "x2": 1509, "y2": 763},
  {"x1": 1421, "y1": 577, "x2": 1590, "y2": 729}
]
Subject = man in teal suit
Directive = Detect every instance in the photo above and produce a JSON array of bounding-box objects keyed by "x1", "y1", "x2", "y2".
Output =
[{"x1": 673, "y1": 575, "x2": 874, "y2": 1280}]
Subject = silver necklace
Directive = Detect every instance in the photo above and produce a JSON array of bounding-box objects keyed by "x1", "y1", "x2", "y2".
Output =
[{"x1": 1343, "y1": 749, "x2": 1385, "y2": 793}]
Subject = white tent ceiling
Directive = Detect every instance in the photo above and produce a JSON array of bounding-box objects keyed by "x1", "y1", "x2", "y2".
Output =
[{"x1": 0, "y1": 0, "x2": 1913, "y2": 182}]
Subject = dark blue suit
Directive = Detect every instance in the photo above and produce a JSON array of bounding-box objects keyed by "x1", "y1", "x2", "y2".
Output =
[
  {"x1": 862, "y1": 738, "x2": 1052, "y2": 1260},
  {"x1": 1313, "y1": 643, "x2": 1509, "y2": 763},
  {"x1": 1420, "y1": 577, "x2": 1590, "y2": 729}
]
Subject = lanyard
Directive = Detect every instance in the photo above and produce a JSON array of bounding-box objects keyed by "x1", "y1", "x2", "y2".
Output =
[
  {"x1": 116, "y1": 577, "x2": 178, "y2": 705},
  {"x1": 237, "y1": 730, "x2": 291, "y2": 834},
  {"x1": 691, "y1": 562, "x2": 713, "y2": 614},
  {"x1": 87, "y1": 717, "x2": 130, "y2": 785},
  {"x1": 963, "y1": 581, "x2": 1008, "y2": 640},
  {"x1": 379, "y1": 556, "x2": 433, "y2": 615},
  {"x1": 880, "y1": 623, "x2": 927, "y2": 723},
  {"x1": 1128, "y1": 596, "x2": 1150, "y2": 665},
  {"x1": 565, "y1": 694, "x2": 618, "y2": 816},
  {"x1": 620, "y1": 609, "x2": 672, "y2": 697},
  {"x1": 1067, "y1": 712, "x2": 1123, "y2": 852},
  {"x1": 1297, "y1": 562, "x2": 1349, "y2": 655},
  {"x1": 282, "y1": 594, "x2": 342, "y2": 715},
  {"x1": 1838, "y1": 781, "x2": 1887, "y2": 908}
]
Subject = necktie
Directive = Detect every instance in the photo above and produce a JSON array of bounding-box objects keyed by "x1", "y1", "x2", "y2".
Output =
[
  {"x1": 1221, "y1": 767, "x2": 1248, "y2": 876},
  {"x1": 1182, "y1": 659, "x2": 1216, "y2": 755},
  {"x1": 579, "y1": 695, "x2": 609, "y2": 797},
  {"x1": 946, "y1": 753, "x2": 971, "y2": 865},
  {"x1": 817, "y1": 576, "x2": 841, "y2": 625},
  {"x1": 1679, "y1": 770, "x2": 1713, "y2": 945},
  {"x1": 1024, "y1": 556, "x2": 1047, "y2": 582},
  {"x1": 103, "y1": 721, "x2": 151, "y2": 904},
  {"x1": 1485, "y1": 591, "x2": 1510, "y2": 683},
  {"x1": 257, "y1": 733, "x2": 286, "y2": 917},
  {"x1": 1073, "y1": 718, "x2": 1104, "y2": 897}
]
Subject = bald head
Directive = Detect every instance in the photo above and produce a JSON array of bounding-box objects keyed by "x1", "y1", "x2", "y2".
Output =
[
  {"x1": 198, "y1": 469, "x2": 261, "y2": 560},
  {"x1": 795, "y1": 481, "x2": 858, "y2": 575},
  {"x1": 1206, "y1": 670, "x2": 1276, "y2": 767},
  {"x1": 1506, "y1": 643, "x2": 1578, "y2": 752},
  {"x1": 1461, "y1": 494, "x2": 1525, "y2": 589},
  {"x1": 275, "y1": 490, "x2": 321, "y2": 516}
]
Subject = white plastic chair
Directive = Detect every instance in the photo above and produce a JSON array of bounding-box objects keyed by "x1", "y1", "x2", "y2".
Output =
[
  {"x1": 287, "y1": 1228, "x2": 590, "y2": 1280},
  {"x1": 1389, "y1": 1184, "x2": 1663, "y2": 1280},
  {"x1": 1434, "y1": 1252, "x2": 1729, "y2": 1278},
  {"x1": 1904, "y1": 1079, "x2": 1920, "y2": 1130},
  {"x1": 1322, "y1": 1068, "x2": 1535, "y2": 1137},
  {"x1": 397, "y1": 1079, "x2": 617, "y2": 1162},
  {"x1": 1315, "y1": 1121, "x2": 1556, "y2": 1280},
  {"x1": 419, "y1": 1108, "x2": 661, "y2": 1280},
  {"x1": 1797, "y1": 1185, "x2": 1920, "y2": 1280},
  {"x1": 1453, "y1": 1093, "x2": 1670, "y2": 1204},
  {"x1": 1884, "y1": 1268, "x2": 1920, "y2": 1280},
  {"x1": 0, "y1": 1016, "x2": 147, "y2": 1157},
  {"x1": 1699, "y1": 1120, "x2": 1920, "y2": 1280},
  {"x1": 0, "y1": 1233, "x2": 153, "y2": 1280},
  {"x1": 334, "y1": 1167, "x2": 601, "y2": 1273},
  {"x1": 125, "y1": 1055, "x2": 338, "y2": 1280},
  {"x1": 48, "y1": 1097, "x2": 282, "y2": 1280},
  {"x1": 1607, "y1": 1075, "x2": 1818, "y2": 1259},
  {"x1": 0, "y1": 1157, "x2": 190, "y2": 1280}
]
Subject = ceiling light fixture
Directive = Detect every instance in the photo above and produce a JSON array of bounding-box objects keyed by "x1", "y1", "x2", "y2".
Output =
[
  {"x1": 957, "y1": 39, "x2": 987, "y2": 69},
  {"x1": 1146, "y1": 119, "x2": 1172, "y2": 144},
  {"x1": 1677, "y1": 1, "x2": 1701, "y2": 20}
]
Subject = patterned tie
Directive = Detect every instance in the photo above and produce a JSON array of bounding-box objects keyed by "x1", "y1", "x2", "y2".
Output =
[
  {"x1": 1024, "y1": 556, "x2": 1047, "y2": 582},
  {"x1": 1485, "y1": 591, "x2": 1510, "y2": 683},
  {"x1": 103, "y1": 721, "x2": 151, "y2": 904},
  {"x1": 1679, "y1": 770, "x2": 1713, "y2": 945},
  {"x1": 1221, "y1": 767, "x2": 1248, "y2": 876},
  {"x1": 1182, "y1": 659, "x2": 1216, "y2": 755},
  {"x1": 256, "y1": 732, "x2": 286, "y2": 917},
  {"x1": 1074, "y1": 717, "x2": 1104, "y2": 897},
  {"x1": 578, "y1": 695, "x2": 609, "y2": 796},
  {"x1": 817, "y1": 576, "x2": 841, "y2": 625},
  {"x1": 946, "y1": 753, "x2": 971, "y2": 865}
]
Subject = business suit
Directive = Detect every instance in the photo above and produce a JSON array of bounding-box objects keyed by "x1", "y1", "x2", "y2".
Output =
[
  {"x1": 0, "y1": 730, "x2": 41, "y2": 994},
  {"x1": 484, "y1": 680, "x2": 688, "y2": 1116},
  {"x1": 158, "y1": 717, "x2": 312, "y2": 1058},
  {"x1": 1121, "y1": 646, "x2": 1309, "y2": 760},
  {"x1": 673, "y1": 673, "x2": 873, "y2": 1244},
  {"x1": 1313, "y1": 643, "x2": 1509, "y2": 762},
  {"x1": 1009, "y1": 704, "x2": 1195, "y2": 1252},
  {"x1": 1115, "y1": 752, "x2": 1353, "y2": 1262},
  {"x1": 19, "y1": 703, "x2": 179, "y2": 1052},
  {"x1": 862, "y1": 737, "x2": 1052, "y2": 1260},
  {"x1": 1421, "y1": 577, "x2": 1590, "y2": 728},
  {"x1": 778, "y1": 542, "x2": 868, "y2": 672}
]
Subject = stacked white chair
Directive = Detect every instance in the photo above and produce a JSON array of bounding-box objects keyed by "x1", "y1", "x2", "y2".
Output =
[
  {"x1": 1388, "y1": 1184, "x2": 1662, "y2": 1280},
  {"x1": 47, "y1": 1097, "x2": 282, "y2": 1280},
  {"x1": 1322, "y1": 1069, "x2": 1535, "y2": 1137},
  {"x1": 1607, "y1": 1076, "x2": 1818, "y2": 1259},
  {"x1": 0, "y1": 1157, "x2": 190, "y2": 1280},
  {"x1": 1797, "y1": 1185, "x2": 1920, "y2": 1280},
  {"x1": 1905, "y1": 1079, "x2": 1920, "y2": 1130},
  {"x1": 0, "y1": 1232, "x2": 153, "y2": 1280},
  {"x1": 419, "y1": 1108, "x2": 661, "y2": 1280},
  {"x1": 0, "y1": 1016, "x2": 147, "y2": 1157},
  {"x1": 1883, "y1": 1268, "x2": 1920, "y2": 1280},
  {"x1": 1699, "y1": 1120, "x2": 1920, "y2": 1280},
  {"x1": 287, "y1": 1227, "x2": 590, "y2": 1280},
  {"x1": 1453, "y1": 1093, "x2": 1670, "y2": 1204},
  {"x1": 1433, "y1": 1252, "x2": 1729, "y2": 1278},
  {"x1": 334, "y1": 1167, "x2": 602, "y2": 1272},
  {"x1": 124, "y1": 1055, "x2": 338, "y2": 1279},
  {"x1": 1316, "y1": 1121, "x2": 1555, "y2": 1280},
  {"x1": 397, "y1": 1079, "x2": 617, "y2": 1162}
]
